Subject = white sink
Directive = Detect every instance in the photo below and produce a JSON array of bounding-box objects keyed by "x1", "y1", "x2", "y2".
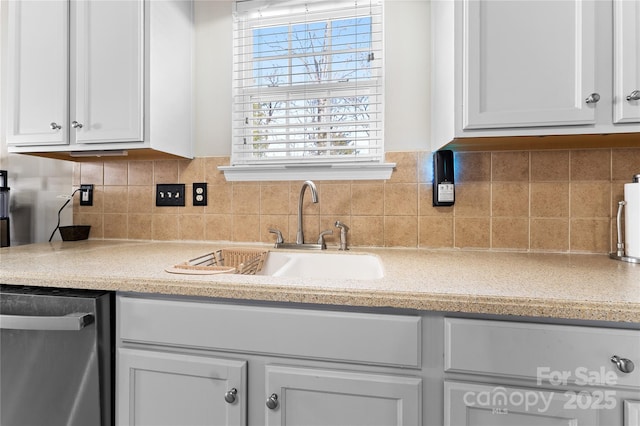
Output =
[{"x1": 259, "y1": 251, "x2": 384, "y2": 280}]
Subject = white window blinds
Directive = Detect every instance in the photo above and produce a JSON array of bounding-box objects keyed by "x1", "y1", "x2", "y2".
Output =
[{"x1": 232, "y1": 0, "x2": 384, "y2": 166}]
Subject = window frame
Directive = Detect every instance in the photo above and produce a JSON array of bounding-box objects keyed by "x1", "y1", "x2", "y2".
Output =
[{"x1": 221, "y1": 0, "x2": 394, "y2": 181}]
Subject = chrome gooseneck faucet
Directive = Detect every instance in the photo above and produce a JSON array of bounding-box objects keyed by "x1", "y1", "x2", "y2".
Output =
[
  {"x1": 268, "y1": 180, "x2": 334, "y2": 250},
  {"x1": 297, "y1": 180, "x2": 318, "y2": 244}
]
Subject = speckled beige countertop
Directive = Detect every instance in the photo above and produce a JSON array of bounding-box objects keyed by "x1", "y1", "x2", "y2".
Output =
[{"x1": 1, "y1": 240, "x2": 639, "y2": 322}]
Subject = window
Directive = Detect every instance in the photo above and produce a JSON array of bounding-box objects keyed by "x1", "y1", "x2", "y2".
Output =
[{"x1": 221, "y1": 0, "x2": 393, "y2": 181}]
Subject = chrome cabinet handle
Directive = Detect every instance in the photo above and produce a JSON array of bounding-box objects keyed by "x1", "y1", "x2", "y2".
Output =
[
  {"x1": 224, "y1": 388, "x2": 238, "y2": 404},
  {"x1": 50, "y1": 122, "x2": 62, "y2": 130},
  {"x1": 266, "y1": 393, "x2": 279, "y2": 409},
  {"x1": 627, "y1": 90, "x2": 640, "y2": 101},
  {"x1": 71, "y1": 121, "x2": 83, "y2": 129},
  {"x1": 585, "y1": 93, "x2": 600, "y2": 104},
  {"x1": 0, "y1": 313, "x2": 93, "y2": 331},
  {"x1": 611, "y1": 355, "x2": 635, "y2": 374}
]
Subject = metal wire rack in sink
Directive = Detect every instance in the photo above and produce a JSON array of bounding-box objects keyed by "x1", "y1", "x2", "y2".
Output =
[{"x1": 165, "y1": 248, "x2": 269, "y2": 275}]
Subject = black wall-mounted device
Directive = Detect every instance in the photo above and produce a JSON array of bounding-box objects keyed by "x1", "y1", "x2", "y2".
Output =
[{"x1": 433, "y1": 150, "x2": 455, "y2": 206}]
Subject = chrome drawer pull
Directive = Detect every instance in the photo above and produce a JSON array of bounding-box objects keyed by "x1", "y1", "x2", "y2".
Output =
[
  {"x1": 224, "y1": 388, "x2": 237, "y2": 404},
  {"x1": 266, "y1": 393, "x2": 279, "y2": 409},
  {"x1": 611, "y1": 355, "x2": 635, "y2": 374},
  {"x1": 626, "y1": 90, "x2": 640, "y2": 101},
  {"x1": 585, "y1": 93, "x2": 600, "y2": 104}
]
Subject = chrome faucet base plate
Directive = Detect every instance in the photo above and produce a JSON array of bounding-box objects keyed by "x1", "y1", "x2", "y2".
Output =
[
  {"x1": 275, "y1": 243, "x2": 327, "y2": 250},
  {"x1": 609, "y1": 252, "x2": 640, "y2": 264},
  {"x1": 275, "y1": 242, "x2": 326, "y2": 250}
]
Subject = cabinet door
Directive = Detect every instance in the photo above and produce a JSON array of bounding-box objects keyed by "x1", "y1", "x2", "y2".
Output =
[
  {"x1": 463, "y1": 0, "x2": 597, "y2": 129},
  {"x1": 71, "y1": 0, "x2": 144, "y2": 144},
  {"x1": 627, "y1": 400, "x2": 640, "y2": 426},
  {"x1": 6, "y1": 1, "x2": 69, "y2": 146},
  {"x1": 613, "y1": 0, "x2": 640, "y2": 123},
  {"x1": 265, "y1": 365, "x2": 422, "y2": 426},
  {"x1": 445, "y1": 381, "x2": 601, "y2": 426},
  {"x1": 118, "y1": 348, "x2": 246, "y2": 426}
]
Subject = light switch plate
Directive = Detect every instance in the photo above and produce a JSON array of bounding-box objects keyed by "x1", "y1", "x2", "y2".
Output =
[{"x1": 156, "y1": 184, "x2": 185, "y2": 207}]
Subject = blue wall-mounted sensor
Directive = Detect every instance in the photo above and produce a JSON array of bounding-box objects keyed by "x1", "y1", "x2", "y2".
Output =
[{"x1": 433, "y1": 150, "x2": 455, "y2": 207}]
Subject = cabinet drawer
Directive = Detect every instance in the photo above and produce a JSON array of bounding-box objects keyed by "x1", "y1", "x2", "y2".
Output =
[
  {"x1": 445, "y1": 318, "x2": 640, "y2": 389},
  {"x1": 119, "y1": 296, "x2": 421, "y2": 368}
]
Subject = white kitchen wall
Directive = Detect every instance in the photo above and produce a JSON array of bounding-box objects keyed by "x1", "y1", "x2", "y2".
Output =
[
  {"x1": 0, "y1": 1, "x2": 74, "y2": 245},
  {"x1": 192, "y1": 0, "x2": 431, "y2": 156},
  {"x1": 0, "y1": 0, "x2": 431, "y2": 244}
]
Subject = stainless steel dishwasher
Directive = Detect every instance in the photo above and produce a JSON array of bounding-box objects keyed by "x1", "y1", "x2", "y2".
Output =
[{"x1": 0, "y1": 285, "x2": 113, "y2": 426}]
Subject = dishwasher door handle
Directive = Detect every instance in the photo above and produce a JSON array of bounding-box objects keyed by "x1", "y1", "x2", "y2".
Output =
[{"x1": 0, "y1": 313, "x2": 94, "y2": 331}]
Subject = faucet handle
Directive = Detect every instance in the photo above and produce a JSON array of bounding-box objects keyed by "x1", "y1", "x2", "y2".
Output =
[
  {"x1": 268, "y1": 228, "x2": 284, "y2": 245},
  {"x1": 317, "y1": 230, "x2": 333, "y2": 249}
]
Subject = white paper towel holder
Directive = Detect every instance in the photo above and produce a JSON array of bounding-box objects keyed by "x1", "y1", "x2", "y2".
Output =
[{"x1": 610, "y1": 174, "x2": 640, "y2": 264}]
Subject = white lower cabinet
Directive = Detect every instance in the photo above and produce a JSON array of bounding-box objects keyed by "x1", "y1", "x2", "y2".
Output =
[
  {"x1": 626, "y1": 401, "x2": 640, "y2": 426},
  {"x1": 446, "y1": 382, "x2": 640, "y2": 426},
  {"x1": 118, "y1": 348, "x2": 247, "y2": 426},
  {"x1": 444, "y1": 318, "x2": 640, "y2": 426},
  {"x1": 265, "y1": 365, "x2": 421, "y2": 426},
  {"x1": 445, "y1": 381, "x2": 600, "y2": 425},
  {"x1": 116, "y1": 295, "x2": 640, "y2": 426},
  {"x1": 116, "y1": 295, "x2": 423, "y2": 426}
]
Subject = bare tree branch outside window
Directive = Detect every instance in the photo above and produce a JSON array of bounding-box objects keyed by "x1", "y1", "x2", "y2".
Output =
[{"x1": 248, "y1": 16, "x2": 375, "y2": 161}]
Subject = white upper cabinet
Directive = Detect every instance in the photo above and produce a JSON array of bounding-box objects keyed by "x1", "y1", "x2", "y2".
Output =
[
  {"x1": 431, "y1": 0, "x2": 640, "y2": 151},
  {"x1": 614, "y1": 0, "x2": 640, "y2": 123},
  {"x1": 464, "y1": 0, "x2": 596, "y2": 129},
  {"x1": 6, "y1": 0, "x2": 193, "y2": 160},
  {"x1": 71, "y1": 0, "x2": 144, "y2": 144},
  {"x1": 6, "y1": 1, "x2": 69, "y2": 146}
]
